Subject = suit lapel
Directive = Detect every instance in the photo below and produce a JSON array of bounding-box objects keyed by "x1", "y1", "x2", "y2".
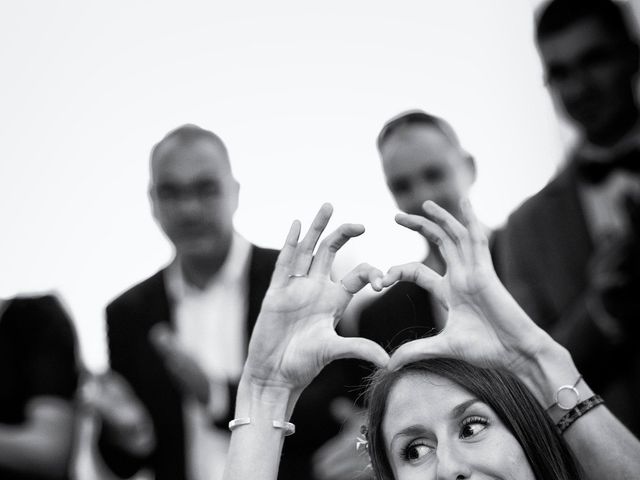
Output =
[
  {"x1": 245, "y1": 246, "x2": 277, "y2": 352},
  {"x1": 144, "y1": 269, "x2": 174, "y2": 329}
]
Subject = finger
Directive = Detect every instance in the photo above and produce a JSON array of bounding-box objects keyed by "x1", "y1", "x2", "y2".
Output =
[
  {"x1": 309, "y1": 223, "x2": 365, "y2": 277},
  {"x1": 382, "y1": 263, "x2": 446, "y2": 306},
  {"x1": 148, "y1": 324, "x2": 175, "y2": 356},
  {"x1": 292, "y1": 203, "x2": 334, "y2": 275},
  {"x1": 421, "y1": 200, "x2": 472, "y2": 259},
  {"x1": 329, "y1": 336, "x2": 390, "y2": 368},
  {"x1": 387, "y1": 335, "x2": 453, "y2": 370},
  {"x1": 395, "y1": 213, "x2": 461, "y2": 268},
  {"x1": 271, "y1": 220, "x2": 302, "y2": 287},
  {"x1": 459, "y1": 198, "x2": 491, "y2": 262},
  {"x1": 78, "y1": 375, "x2": 102, "y2": 408},
  {"x1": 332, "y1": 264, "x2": 383, "y2": 329},
  {"x1": 341, "y1": 263, "x2": 384, "y2": 294}
]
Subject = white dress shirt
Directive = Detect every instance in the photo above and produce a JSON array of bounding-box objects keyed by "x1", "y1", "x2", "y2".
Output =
[
  {"x1": 576, "y1": 123, "x2": 640, "y2": 242},
  {"x1": 574, "y1": 125, "x2": 640, "y2": 342},
  {"x1": 165, "y1": 233, "x2": 251, "y2": 480}
]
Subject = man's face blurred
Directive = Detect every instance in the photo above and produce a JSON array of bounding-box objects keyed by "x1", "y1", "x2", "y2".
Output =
[
  {"x1": 381, "y1": 124, "x2": 474, "y2": 219},
  {"x1": 539, "y1": 17, "x2": 638, "y2": 144},
  {"x1": 150, "y1": 138, "x2": 238, "y2": 261}
]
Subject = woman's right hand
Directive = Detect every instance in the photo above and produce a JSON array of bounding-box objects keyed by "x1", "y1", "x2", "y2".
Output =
[
  {"x1": 242, "y1": 203, "x2": 389, "y2": 397},
  {"x1": 385, "y1": 200, "x2": 567, "y2": 392}
]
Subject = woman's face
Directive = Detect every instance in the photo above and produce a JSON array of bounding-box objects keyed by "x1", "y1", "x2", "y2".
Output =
[{"x1": 382, "y1": 373, "x2": 535, "y2": 480}]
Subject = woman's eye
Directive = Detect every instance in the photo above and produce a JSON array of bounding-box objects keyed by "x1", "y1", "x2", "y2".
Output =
[
  {"x1": 459, "y1": 416, "x2": 489, "y2": 439},
  {"x1": 401, "y1": 441, "x2": 434, "y2": 463}
]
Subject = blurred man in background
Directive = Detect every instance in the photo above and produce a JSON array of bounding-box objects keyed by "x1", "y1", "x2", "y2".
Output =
[
  {"x1": 92, "y1": 124, "x2": 350, "y2": 480},
  {"x1": 359, "y1": 110, "x2": 477, "y2": 350},
  {"x1": 495, "y1": 0, "x2": 640, "y2": 435},
  {"x1": 95, "y1": 125, "x2": 279, "y2": 480},
  {"x1": 310, "y1": 110, "x2": 479, "y2": 480}
]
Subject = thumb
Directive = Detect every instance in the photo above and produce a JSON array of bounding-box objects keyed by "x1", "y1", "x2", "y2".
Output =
[
  {"x1": 383, "y1": 263, "x2": 446, "y2": 307},
  {"x1": 149, "y1": 323, "x2": 178, "y2": 357},
  {"x1": 387, "y1": 334, "x2": 454, "y2": 371},
  {"x1": 329, "y1": 336, "x2": 389, "y2": 368}
]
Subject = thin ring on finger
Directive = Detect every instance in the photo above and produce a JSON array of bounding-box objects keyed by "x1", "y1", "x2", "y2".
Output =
[{"x1": 288, "y1": 273, "x2": 308, "y2": 279}]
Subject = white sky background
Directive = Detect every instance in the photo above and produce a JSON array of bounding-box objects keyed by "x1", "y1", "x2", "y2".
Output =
[{"x1": 2, "y1": 1, "x2": 635, "y2": 370}]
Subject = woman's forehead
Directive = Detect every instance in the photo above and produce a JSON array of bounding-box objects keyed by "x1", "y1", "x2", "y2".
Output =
[{"x1": 383, "y1": 373, "x2": 474, "y2": 425}]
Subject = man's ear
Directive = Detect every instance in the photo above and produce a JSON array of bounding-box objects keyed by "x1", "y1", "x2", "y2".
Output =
[
  {"x1": 148, "y1": 184, "x2": 160, "y2": 221},
  {"x1": 231, "y1": 178, "x2": 240, "y2": 214},
  {"x1": 464, "y1": 152, "x2": 477, "y2": 185}
]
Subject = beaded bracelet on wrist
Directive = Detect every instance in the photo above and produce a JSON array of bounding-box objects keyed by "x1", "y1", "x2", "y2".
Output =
[{"x1": 556, "y1": 395, "x2": 604, "y2": 434}]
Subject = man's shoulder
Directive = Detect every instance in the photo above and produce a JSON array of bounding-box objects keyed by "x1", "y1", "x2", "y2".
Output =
[
  {"x1": 506, "y1": 166, "x2": 577, "y2": 226},
  {"x1": 107, "y1": 270, "x2": 167, "y2": 314},
  {"x1": 3, "y1": 294, "x2": 73, "y2": 330},
  {"x1": 248, "y1": 244, "x2": 279, "y2": 276},
  {"x1": 7, "y1": 293, "x2": 63, "y2": 313}
]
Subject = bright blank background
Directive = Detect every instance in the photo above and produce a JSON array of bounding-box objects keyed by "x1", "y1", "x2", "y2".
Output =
[{"x1": 1, "y1": 1, "x2": 621, "y2": 370}]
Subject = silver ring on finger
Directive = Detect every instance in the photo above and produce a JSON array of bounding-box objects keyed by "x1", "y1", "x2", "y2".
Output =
[{"x1": 288, "y1": 273, "x2": 308, "y2": 279}]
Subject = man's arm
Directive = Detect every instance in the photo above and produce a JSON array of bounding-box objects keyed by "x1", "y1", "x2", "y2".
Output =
[
  {"x1": 494, "y1": 220, "x2": 624, "y2": 389},
  {"x1": 0, "y1": 397, "x2": 74, "y2": 478},
  {"x1": 96, "y1": 304, "x2": 155, "y2": 479}
]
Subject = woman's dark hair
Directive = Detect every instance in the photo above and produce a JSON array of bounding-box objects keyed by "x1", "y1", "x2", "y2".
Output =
[{"x1": 365, "y1": 358, "x2": 582, "y2": 480}]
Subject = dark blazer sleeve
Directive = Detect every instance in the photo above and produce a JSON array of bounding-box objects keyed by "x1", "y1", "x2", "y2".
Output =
[
  {"x1": 97, "y1": 296, "x2": 153, "y2": 479},
  {"x1": 494, "y1": 174, "x2": 629, "y2": 390},
  {"x1": 97, "y1": 271, "x2": 185, "y2": 479}
]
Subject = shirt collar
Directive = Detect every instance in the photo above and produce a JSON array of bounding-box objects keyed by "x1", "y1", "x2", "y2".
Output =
[
  {"x1": 577, "y1": 121, "x2": 640, "y2": 163},
  {"x1": 166, "y1": 233, "x2": 252, "y2": 301}
]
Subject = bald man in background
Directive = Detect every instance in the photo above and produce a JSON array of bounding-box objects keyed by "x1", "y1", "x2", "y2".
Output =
[
  {"x1": 358, "y1": 110, "x2": 477, "y2": 350},
  {"x1": 96, "y1": 125, "x2": 279, "y2": 480}
]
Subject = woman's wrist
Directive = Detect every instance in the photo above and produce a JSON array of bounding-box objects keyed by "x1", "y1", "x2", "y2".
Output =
[
  {"x1": 234, "y1": 376, "x2": 302, "y2": 422},
  {"x1": 519, "y1": 341, "x2": 594, "y2": 420}
]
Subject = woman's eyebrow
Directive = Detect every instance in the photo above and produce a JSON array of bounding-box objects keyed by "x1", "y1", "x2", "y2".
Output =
[
  {"x1": 389, "y1": 425, "x2": 427, "y2": 449},
  {"x1": 450, "y1": 399, "x2": 481, "y2": 419}
]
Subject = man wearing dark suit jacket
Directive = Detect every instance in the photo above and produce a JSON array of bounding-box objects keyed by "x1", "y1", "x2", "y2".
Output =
[
  {"x1": 96, "y1": 124, "x2": 279, "y2": 480},
  {"x1": 494, "y1": 0, "x2": 640, "y2": 435}
]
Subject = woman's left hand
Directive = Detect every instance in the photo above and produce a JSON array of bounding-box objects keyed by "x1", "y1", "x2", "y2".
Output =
[
  {"x1": 384, "y1": 200, "x2": 552, "y2": 378},
  {"x1": 243, "y1": 203, "x2": 390, "y2": 393}
]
